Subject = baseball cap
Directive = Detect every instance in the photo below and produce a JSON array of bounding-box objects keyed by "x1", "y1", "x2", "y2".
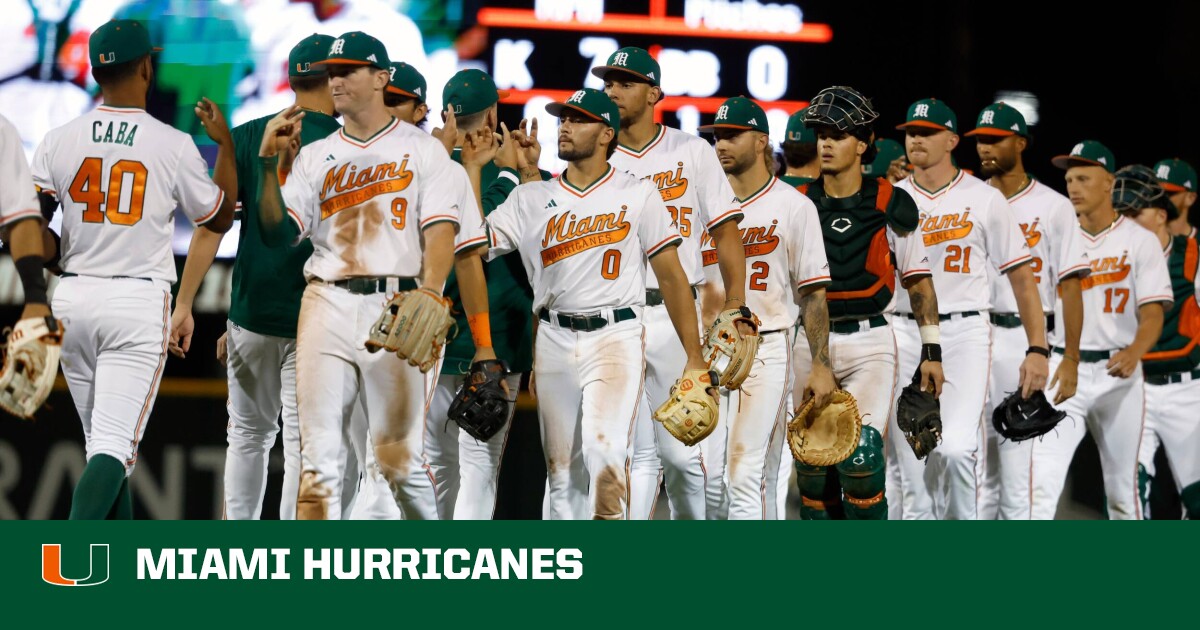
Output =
[
  {"x1": 388, "y1": 62, "x2": 427, "y2": 102},
  {"x1": 545, "y1": 88, "x2": 620, "y2": 132},
  {"x1": 590, "y1": 47, "x2": 661, "y2": 86},
  {"x1": 289, "y1": 34, "x2": 335, "y2": 77},
  {"x1": 862, "y1": 138, "x2": 906, "y2": 178},
  {"x1": 785, "y1": 107, "x2": 816, "y2": 144},
  {"x1": 698, "y1": 97, "x2": 769, "y2": 134},
  {"x1": 442, "y1": 69, "x2": 508, "y2": 116},
  {"x1": 1153, "y1": 158, "x2": 1197, "y2": 192},
  {"x1": 314, "y1": 31, "x2": 389, "y2": 70},
  {"x1": 964, "y1": 102, "x2": 1028, "y2": 138},
  {"x1": 89, "y1": 19, "x2": 161, "y2": 67},
  {"x1": 1052, "y1": 140, "x2": 1114, "y2": 172},
  {"x1": 896, "y1": 98, "x2": 958, "y2": 132}
]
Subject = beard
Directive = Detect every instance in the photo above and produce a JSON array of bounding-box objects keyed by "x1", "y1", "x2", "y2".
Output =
[
  {"x1": 558, "y1": 136, "x2": 596, "y2": 161},
  {"x1": 722, "y1": 150, "x2": 756, "y2": 176},
  {"x1": 979, "y1": 153, "x2": 1017, "y2": 179}
]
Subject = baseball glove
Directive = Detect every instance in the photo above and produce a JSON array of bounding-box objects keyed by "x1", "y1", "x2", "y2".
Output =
[
  {"x1": 653, "y1": 369, "x2": 719, "y2": 446},
  {"x1": 702, "y1": 306, "x2": 761, "y2": 390},
  {"x1": 0, "y1": 316, "x2": 64, "y2": 420},
  {"x1": 447, "y1": 359, "x2": 512, "y2": 441},
  {"x1": 365, "y1": 288, "x2": 455, "y2": 373},
  {"x1": 895, "y1": 371, "x2": 942, "y2": 460},
  {"x1": 787, "y1": 389, "x2": 862, "y2": 466},
  {"x1": 992, "y1": 390, "x2": 1066, "y2": 442}
]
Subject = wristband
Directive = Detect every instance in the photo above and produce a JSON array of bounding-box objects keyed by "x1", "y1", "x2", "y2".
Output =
[
  {"x1": 15, "y1": 255, "x2": 49, "y2": 304},
  {"x1": 258, "y1": 154, "x2": 279, "y2": 168},
  {"x1": 921, "y1": 343, "x2": 942, "y2": 363},
  {"x1": 468, "y1": 313, "x2": 493, "y2": 348},
  {"x1": 1026, "y1": 346, "x2": 1050, "y2": 358},
  {"x1": 919, "y1": 324, "x2": 940, "y2": 344}
]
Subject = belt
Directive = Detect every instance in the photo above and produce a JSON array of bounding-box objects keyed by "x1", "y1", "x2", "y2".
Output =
[
  {"x1": 645, "y1": 285, "x2": 700, "y2": 307},
  {"x1": 325, "y1": 276, "x2": 417, "y2": 295},
  {"x1": 1146, "y1": 368, "x2": 1200, "y2": 386},
  {"x1": 1052, "y1": 346, "x2": 1116, "y2": 363},
  {"x1": 828, "y1": 315, "x2": 888, "y2": 335},
  {"x1": 538, "y1": 307, "x2": 637, "y2": 332},
  {"x1": 907, "y1": 310, "x2": 980, "y2": 322},
  {"x1": 59, "y1": 272, "x2": 151, "y2": 282},
  {"x1": 989, "y1": 313, "x2": 1057, "y2": 330}
]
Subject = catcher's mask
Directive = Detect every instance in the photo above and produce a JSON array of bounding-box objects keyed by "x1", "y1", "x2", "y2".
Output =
[
  {"x1": 803, "y1": 86, "x2": 879, "y2": 163},
  {"x1": 1113, "y1": 164, "x2": 1179, "y2": 221}
]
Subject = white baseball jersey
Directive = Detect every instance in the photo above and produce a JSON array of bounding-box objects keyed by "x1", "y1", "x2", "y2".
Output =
[
  {"x1": 0, "y1": 114, "x2": 40, "y2": 227},
  {"x1": 894, "y1": 170, "x2": 1031, "y2": 313},
  {"x1": 485, "y1": 166, "x2": 682, "y2": 314},
  {"x1": 282, "y1": 118, "x2": 478, "y2": 282},
  {"x1": 1058, "y1": 216, "x2": 1172, "y2": 351},
  {"x1": 989, "y1": 178, "x2": 1090, "y2": 314},
  {"x1": 699, "y1": 177, "x2": 829, "y2": 331},
  {"x1": 609, "y1": 124, "x2": 743, "y2": 288},
  {"x1": 30, "y1": 106, "x2": 225, "y2": 282}
]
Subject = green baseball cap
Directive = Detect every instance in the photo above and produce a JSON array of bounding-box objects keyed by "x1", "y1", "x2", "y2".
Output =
[
  {"x1": 964, "y1": 102, "x2": 1028, "y2": 138},
  {"x1": 1153, "y1": 158, "x2": 1197, "y2": 192},
  {"x1": 545, "y1": 88, "x2": 620, "y2": 132},
  {"x1": 590, "y1": 47, "x2": 661, "y2": 86},
  {"x1": 314, "y1": 31, "x2": 389, "y2": 70},
  {"x1": 387, "y1": 62, "x2": 427, "y2": 102},
  {"x1": 698, "y1": 97, "x2": 769, "y2": 134},
  {"x1": 289, "y1": 34, "x2": 335, "y2": 77},
  {"x1": 862, "y1": 138, "x2": 906, "y2": 178},
  {"x1": 89, "y1": 19, "x2": 161, "y2": 67},
  {"x1": 1052, "y1": 140, "x2": 1114, "y2": 172},
  {"x1": 442, "y1": 69, "x2": 509, "y2": 116},
  {"x1": 896, "y1": 98, "x2": 958, "y2": 132},
  {"x1": 785, "y1": 108, "x2": 816, "y2": 144}
]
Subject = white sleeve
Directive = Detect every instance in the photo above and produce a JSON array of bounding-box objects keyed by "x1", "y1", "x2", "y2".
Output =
[
  {"x1": 0, "y1": 117, "x2": 42, "y2": 227},
  {"x1": 1135, "y1": 232, "x2": 1173, "y2": 308},
  {"x1": 1055, "y1": 213, "x2": 1090, "y2": 282},
  {"x1": 890, "y1": 226, "x2": 932, "y2": 279},
  {"x1": 280, "y1": 148, "x2": 317, "y2": 239},
  {"x1": 985, "y1": 192, "x2": 1033, "y2": 273},
  {"x1": 452, "y1": 166, "x2": 487, "y2": 253},
  {"x1": 793, "y1": 197, "x2": 831, "y2": 289},
  {"x1": 695, "y1": 142, "x2": 743, "y2": 231},
  {"x1": 485, "y1": 188, "x2": 523, "y2": 260},
  {"x1": 416, "y1": 148, "x2": 463, "y2": 230},
  {"x1": 639, "y1": 181, "x2": 683, "y2": 257},
  {"x1": 172, "y1": 138, "x2": 226, "y2": 226},
  {"x1": 29, "y1": 134, "x2": 56, "y2": 198}
]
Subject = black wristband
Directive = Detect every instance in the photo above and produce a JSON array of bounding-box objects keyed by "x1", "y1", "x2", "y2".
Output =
[
  {"x1": 921, "y1": 343, "x2": 942, "y2": 363},
  {"x1": 15, "y1": 255, "x2": 49, "y2": 304},
  {"x1": 1026, "y1": 346, "x2": 1050, "y2": 358}
]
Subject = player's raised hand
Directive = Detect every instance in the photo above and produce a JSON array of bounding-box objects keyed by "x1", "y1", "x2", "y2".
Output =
[
  {"x1": 1018, "y1": 352, "x2": 1049, "y2": 398},
  {"x1": 260, "y1": 104, "x2": 305, "y2": 159},
  {"x1": 195, "y1": 97, "x2": 233, "y2": 147},
  {"x1": 494, "y1": 122, "x2": 519, "y2": 170},
  {"x1": 431, "y1": 104, "x2": 458, "y2": 156},
  {"x1": 462, "y1": 126, "x2": 498, "y2": 169},
  {"x1": 1048, "y1": 357, "x2": 1078, "y2": 404},
  {"x1": 168, "y1": 308, "x2": 194, "y2": 359},
  {"x1": 513, "y1": 118, "x2": 542, "y2": 173},
  {"x1": 919, "y1": 358, "x2": 945, "y2": 398},
  {"x1": 1106, "y1": 348, "x2": 1140, "y2": 379}
]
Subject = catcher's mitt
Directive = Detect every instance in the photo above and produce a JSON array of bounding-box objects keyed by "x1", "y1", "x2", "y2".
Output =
[
  {"x1": 702, "y1": 306, "x2": 761, "y2": 390},
  {"x1": 0, "y1": 316, "x2": 64, "y2": 420},
  {"x1": 365, "y1": 288, "x2": 455, "y2": 373},
  {"x1": 992, "y1": 390, "x2": 1066, "y2": 442},
  {"x1": 447, "y1": 359, "x2": 512, "y2": 442},
  {"x1": 895, "y1": 371, "x2": 942, "y2": 460},
  {"x1": 653, "y1": 369, "x2": 719, "y2": 446},
  {"x1": 787, "y1": 389, "x2": 862, "y2": 466}
]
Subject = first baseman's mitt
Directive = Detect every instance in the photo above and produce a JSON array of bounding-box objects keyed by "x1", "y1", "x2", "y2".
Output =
[
  {"x1": 365, "y1": 288, "x2": 455, "y2": 373},
  {"x1": 654, "y1": 369, "x2": 719, "y2": 446},
  {"x1": 895, "y1": 371, "x2": 942, "y2": 460},
  {"x1": 447, "y1": 359, "x2": 512, "y2": 442},
  {"x1": 702, "y1": 306, "x2": 761, "y2": 390},
  {"x1": 787, "y1": 389, "x2": 862, "y2": 466},
  {"x1": 992, "y1": 390, "x2": 1066, "y2": 442},
  {"x1": 0, "y1": 316, "x2": 64, "y2": 420}
]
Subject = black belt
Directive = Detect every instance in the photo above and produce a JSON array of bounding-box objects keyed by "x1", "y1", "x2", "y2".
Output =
[
  {"x1": 645, "y1": 285, "x2": 700, "y2": 307},
  {"x1": 1146, "y1": 368, "x2": 1200, "y2": 386},
  {"x1": 538, "y1": 307, "x2": 637, "y2": 332},
  {"x1": 989, "y1": 313, "x2": 1057, "y2": 330},
  {"x1": 906, "y1": 310, "x2": 981, "y2": 322},
  {"x1": 327, "y1": 276, "x2": 417, "y2": 295},
  {"x1": 59, "y1": 272, "x2": 151, "y2": 282},
  {"x1": 828, "y1": 315, "x2": 888, "y2": 335},
  {"x1": 1052, "y1": 346, "x2": 1116, "y2": 363}
]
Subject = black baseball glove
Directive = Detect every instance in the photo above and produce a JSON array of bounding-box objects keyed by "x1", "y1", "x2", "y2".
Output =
[
  {"x1": 447, "y1": 359, "x2": 512, "y2": 441},
  {"x1": 992, "y1": 389, "x2": 1066, "y2": 442},
  {"x1": 895, "y1": 369, "x2": 942, "y2": 460}
]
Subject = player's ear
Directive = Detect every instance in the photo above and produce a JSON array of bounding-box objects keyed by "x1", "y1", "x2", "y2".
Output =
[
  {"x1": 648, "y1": 85, "x2": 663, "y2": 107},
  {"x1": 415, "y1": 103, "x2": 429, "y2": 125},
  {"x1": 947, "y1": 133, "x2": 960, "y2": 151}
]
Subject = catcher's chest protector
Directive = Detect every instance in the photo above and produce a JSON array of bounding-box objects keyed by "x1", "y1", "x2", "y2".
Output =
[{"x1": 803, "y1": 179, "x2": 896, "y2": 319}]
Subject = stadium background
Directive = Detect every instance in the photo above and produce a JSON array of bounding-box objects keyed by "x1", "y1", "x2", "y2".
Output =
[{"x1": 0, "y1": 0, "x2": 1195, "y2": 519}]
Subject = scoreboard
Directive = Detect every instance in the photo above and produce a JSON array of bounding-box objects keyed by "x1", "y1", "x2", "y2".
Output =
[{"x1": 478, "y1": 0, "x2": 833, "y2": 171}]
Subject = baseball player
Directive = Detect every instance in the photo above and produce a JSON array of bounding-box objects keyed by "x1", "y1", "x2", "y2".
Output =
[
  {"x1": 780, "y1": 107, "x2": 818, "y2": 187},
  {"x1": 1115, "y1": 167, "x2": 1200, "y2": 519},
  {"x1": 1030, "y1": 143, "x2": 1171, "y2": 520},
  {"x1": 593, "y1": 47, "x2": 747, "y2": 520},
  {"x1": 696, "y1": 97, "x2": 831, "y2": 520},
  {"x1": 29, "y1": 20, "x2": 237, "y2": 519},
  {"x1": 1154, "y1": 158, "x2": 1198, "y2": 237},
  {"x1": 967, "y1": 103, "x2": 1090, "y2": 520},
  {"x1": 254, "y1": 32, "x2": 493, "y2": 520},
  {"x1": 485, "y1": 87, "x2": 708, "y2": 520},
  {"x1": 890, "y1": 98, "x2": 1046, "y2": 520},
  {"x1": 1, "y1": 111, "x2": 55, "y2": 344},
  {"x1": 862, "y1": 138, "x2": 908, "y2": 183},
  {"x1": 786, "y1": 86, "x2": 940, "y2": 520}
]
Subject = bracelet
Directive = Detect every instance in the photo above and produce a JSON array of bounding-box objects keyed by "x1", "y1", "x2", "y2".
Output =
[
  {"x1": 1026, "y1": 346, "x2": 1050, "y2": 358},
  {"x1": 725, "y1": 297, "x2": 746, "y2": 305},
  {"x1": 921, "y1": 343, "x2": 942, "y2": 363},
  {"x1": 1062, "y1": 354, "x2": 1080, "y2": 363},
  {"x1": 918, "y1": 324, "x2": 940, "y2": 344}
]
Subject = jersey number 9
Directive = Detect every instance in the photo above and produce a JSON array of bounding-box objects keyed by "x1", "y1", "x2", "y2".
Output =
[{"x1": 68, "y1": 157, "x2": 146, "y2": 226}]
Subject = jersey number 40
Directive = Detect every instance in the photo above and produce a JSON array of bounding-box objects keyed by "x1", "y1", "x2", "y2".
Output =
[{"x1": 68, "y1": 157, "x2": 147, "y2": 226}]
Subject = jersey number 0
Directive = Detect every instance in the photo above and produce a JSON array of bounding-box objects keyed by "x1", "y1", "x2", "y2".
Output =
[{"x1": 68, "y1": 157, "x2": 147, "y2": 226}]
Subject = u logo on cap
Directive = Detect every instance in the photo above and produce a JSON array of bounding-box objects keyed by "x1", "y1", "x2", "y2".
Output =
[{"x1": 98, "y1": 52, "x2": 116, "y2": 64}]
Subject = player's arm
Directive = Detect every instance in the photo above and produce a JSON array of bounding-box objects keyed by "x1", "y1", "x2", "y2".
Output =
[
  {"x1": 169, "y1": 227, "x2": 224, "y2": 358},
  {"x1": 454, "y1": 250, "x2": 498, "y2": 364},
  {"x1": 799, "y1": 285, "x2": 835, "y2": 408},
  {"x1": 1050, "y1": 275, "x2": 1083, "y2": 404},
  {"x1": 1107, "y1": 303, "x2": 1165, "y2": 378},
  {"x1": 421, "y1": 222, "x2": 457, "y2": 293},
  {"x1": 903, "y1": 276, "x2": 945, "y2": 397},
  {"x1": 1006, "y1": 262, "x2": 1049, "y2": 397},
  {"x1": 195, "y1": 97, "x2": 237, "y2": 234},
  {"x1": 710, "y1": 220, "x2": 749, "y2": 312},
  {"x1": 8, "y1": 218, "x2": 51, "y2": 320},
  {"x1": 256, "y1": 106, "x2": 305, "y2": 247},
  {"x1": 650, "y1": 245, "x2": 708, "y2": 372}
]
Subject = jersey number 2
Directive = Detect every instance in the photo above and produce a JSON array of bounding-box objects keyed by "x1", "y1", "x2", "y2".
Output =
[
  {"x1": 749, "y1": 261, "x2": 769, "y2": 291},
  {"x1": 68, "y1": 157, "x2": 146, "y2": 226}
]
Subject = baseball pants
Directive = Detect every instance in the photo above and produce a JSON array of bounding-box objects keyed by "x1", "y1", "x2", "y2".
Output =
[
  {"x1": 1141, "y1": 375, "x2": 1200, "y2": 515},
  {"x1": 980, "y1": 321, "x2": 1036, "y2": 520},
  {"x1": 1031, "y1": 353, "x2": 1145, "y2": 520}
]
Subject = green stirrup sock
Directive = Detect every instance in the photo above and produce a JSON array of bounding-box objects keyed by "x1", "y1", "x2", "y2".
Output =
[
  {"x1": 106, "y1": 478, "x2": 133, "y2": 520},
  {"x1": 69, "y1": 455, "x2": 127, "y2": 520}
]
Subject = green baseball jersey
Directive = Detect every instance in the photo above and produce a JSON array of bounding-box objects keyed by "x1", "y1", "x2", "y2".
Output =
[
  {"x1": 227, "y1": 110, "x2": 340, "y2": 338},
  {"x1": 802, "y1": 177, "x2": 925, "y2": 319},
  {"x1": 780, "y1": 174, "x2": 815, "y2": 188},
  {"x1": 440, "y1": 148, "x2": 535, "y2": 375},
  {"x1": 1143, "y1": 234, "x2": 1200, "y2": 376}
]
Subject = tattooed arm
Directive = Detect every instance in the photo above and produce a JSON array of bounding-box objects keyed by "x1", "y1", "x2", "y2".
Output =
[
  {"x1": 904, "y1": 276, "x2": 945, "y2": 396},
  {"x1": 799, "y1": 285, "x2": 835, "y2": 408}
]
